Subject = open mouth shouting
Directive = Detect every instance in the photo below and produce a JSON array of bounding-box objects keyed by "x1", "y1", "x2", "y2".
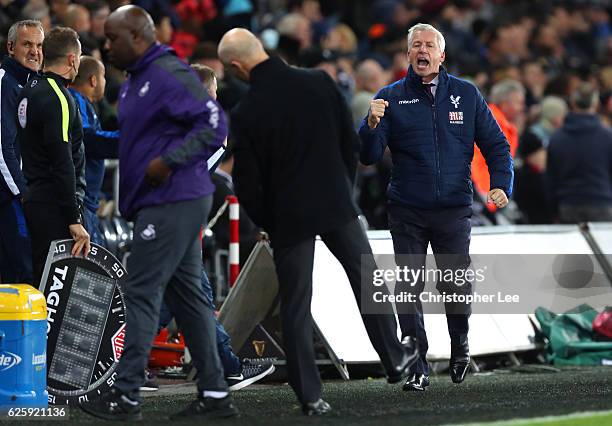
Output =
[{"x1": 416, "y1": 55, "x2": 430, "y2": 71}]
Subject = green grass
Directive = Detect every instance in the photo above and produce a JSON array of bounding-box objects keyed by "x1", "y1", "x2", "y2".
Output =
[
  {"x1": 466, "y1": 410, "x2": 612, "y2": 426},
  {"x1": 37, "y1": 366, "x2": 612, "y2": 424}
]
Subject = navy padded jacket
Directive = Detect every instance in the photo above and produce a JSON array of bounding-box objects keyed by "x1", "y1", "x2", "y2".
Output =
[{"x1": 359, "y1": 66, "x2": 513, "y2": 209}]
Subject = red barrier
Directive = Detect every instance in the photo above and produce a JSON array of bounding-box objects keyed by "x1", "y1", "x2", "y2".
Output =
[{"x1": 227, "y1": 195, "x2": 240, "y2": 287}]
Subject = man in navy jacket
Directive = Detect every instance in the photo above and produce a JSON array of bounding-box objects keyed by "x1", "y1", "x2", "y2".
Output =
[
  {"x1": 360, "y1": 23, "x2": 513, "y2": 390},
  {"x1": 0, "y1": 20, "x2": 43, "y2": 284}
]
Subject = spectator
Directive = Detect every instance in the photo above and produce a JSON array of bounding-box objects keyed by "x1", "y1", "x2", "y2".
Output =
[
  {"x1": 547, "y1": 82, "x2": 612, "y2": 223},
  {"x1": 151, "y1": 8, "x2": 173, "y2": 44},
  {"x1": 472, "y1": 79, "x2": 524, "y2": 214},
  {"x1": 485, "y1": 21, "x2": 528, "y2": 68},
  {"x1": 20, "y1": 2, "x2": 52, "y2": 34},
  {"x1": 276, "y1": 12, "x2": 311, "y2": 64},
  {"x1": 514, "y1": 96, "x2": 568, "y2": 224},
  {"x1": 62, "y1": 4, "x2": 91, "y2": 34},
  {"x1": 352, "y1": 59, "x2": 388, "y2": 128},
  {"x1": 49, "y1": 0, "x2": 70, "y2": 26},
  {"x1": 521, "y1": 60, "x2": 549, "y2": 111},
  {"x1": 321, "y1": 23, "x2": 358, "y2": 55},
  {"x1": 87, "y1": 1, "x2": 110, "y2": 44},
  {"x1": 191, "y1": 41, "x2": 248, "y2": 112},
  {"x1": 191, "y1": 42, "x2": 223, "y2": 79}
]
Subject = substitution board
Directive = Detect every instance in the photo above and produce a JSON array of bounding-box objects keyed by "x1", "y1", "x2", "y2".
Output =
[{"x1": 39, "y1": 240, "x2": 127, "y2": 406}]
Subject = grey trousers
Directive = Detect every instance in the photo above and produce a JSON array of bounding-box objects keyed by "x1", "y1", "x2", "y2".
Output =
[{"x1": 114, "y1": 196, "x2": 226, "y2": 398}]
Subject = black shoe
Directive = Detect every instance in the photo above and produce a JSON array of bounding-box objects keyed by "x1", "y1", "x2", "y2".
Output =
[
  {"x1": 80, "y1": 387, "x2": 142, "y2": 421},
  {"x1": 403, "y1": 373, "x2": 430, "y2": 392},
  {"x1": 227, "y1": 361, "x2": 276, "y2": 391},
  {"x1": 387, "y1": 336, "x2": 419, "y2": 384},
  {"x1": 170, "y1": 395, "x2": 239, "y2": 419},
  {"x1": 139, "y1": 369, "x2": 159, "y2": 392},
  {"x1": 450, "y1": 334, "x2": 470, "y2": 384},
  {"x1": 302, "y1": 399, "x2": 331, "y2": 416}
]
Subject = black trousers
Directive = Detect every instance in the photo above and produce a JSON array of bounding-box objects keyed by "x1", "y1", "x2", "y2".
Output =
[
  {"x1": 273, "y1": 218, "x2": 406, "y2": 404},
  {"x1": 388, "y1": 203, "x2": 472, "y2": 375},
  {"x1": 23, "y1": 202, "x2": 72, "y2": 287}
]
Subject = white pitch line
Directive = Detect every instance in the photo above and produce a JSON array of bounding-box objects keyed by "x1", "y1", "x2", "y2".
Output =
[{"x1": 449, "y1": 409, "x2": 612, "y2": 426}]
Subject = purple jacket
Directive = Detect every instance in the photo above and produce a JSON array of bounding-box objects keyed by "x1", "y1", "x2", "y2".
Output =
[{"x1": 117, "y1": 43, "x2": 227, "y2": 219}]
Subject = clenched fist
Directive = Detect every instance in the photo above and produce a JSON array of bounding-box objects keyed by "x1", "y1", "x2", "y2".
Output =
[
  {"x1": 368, "y1": 99, "x2": 389, "y2": 129},
  {"x1": 487, "y1": 188, "x2": 508, "y2": 208}
]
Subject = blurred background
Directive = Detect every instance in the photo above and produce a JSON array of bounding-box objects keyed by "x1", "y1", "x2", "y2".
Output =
[{"x1": 2, "y1": 0, "x2": 611, "y2": 292}]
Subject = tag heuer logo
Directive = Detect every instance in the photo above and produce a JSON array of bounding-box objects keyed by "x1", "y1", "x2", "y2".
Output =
[
  {"x1": 449, "y1": 111, "x2": 464, "y2": 124},
  {"x1": 111, "y1": 323, "x2": 126, "y2": 362}
]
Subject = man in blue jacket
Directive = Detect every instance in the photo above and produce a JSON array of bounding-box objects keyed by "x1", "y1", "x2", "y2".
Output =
[
  {"x1": 0, "y1": 20, "x2": 43, "y2": 283},
  {"x1": 68, "y1": 56, "x2": 119, "y2": 245},
  {"x1": 81, "y1": 6, "x2": 236, "y2": 421},
  {"x1": 359, "y1": 23, "x2": 513, "y2": 391}
]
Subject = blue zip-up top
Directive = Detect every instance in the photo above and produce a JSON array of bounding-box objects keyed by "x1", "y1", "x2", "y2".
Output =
[
  {"x1": 0, "y1": 56, "x2": 34, "y2": 204},
  {"x1": 68, "y1": 88, "x2": 119, "y2": 213},
  {"x1": 359, "y1": 66, "x2": 513, "y2": 209}
]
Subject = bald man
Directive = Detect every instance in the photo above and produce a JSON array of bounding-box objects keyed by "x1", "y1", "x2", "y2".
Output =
[
  {"x1": 218, "y1": 29, "x2": 418, "y2": 415},
  {"x1": 80, "y1": 6, "x2": 236, "y2": 421}
]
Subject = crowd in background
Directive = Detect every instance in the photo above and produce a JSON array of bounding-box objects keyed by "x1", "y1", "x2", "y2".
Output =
[{"x1": 1, "y1": 0, "x2": 611, "y2": 230}]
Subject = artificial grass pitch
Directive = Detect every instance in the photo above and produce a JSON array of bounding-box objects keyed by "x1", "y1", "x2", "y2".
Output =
[{"x1": 68, "y1": 366, "x2": 610, "y2": 425}]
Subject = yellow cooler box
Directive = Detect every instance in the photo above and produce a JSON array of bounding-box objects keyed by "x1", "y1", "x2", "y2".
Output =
[{"x1": 0, "y1": 284, "x2": 48, "y2": 409}]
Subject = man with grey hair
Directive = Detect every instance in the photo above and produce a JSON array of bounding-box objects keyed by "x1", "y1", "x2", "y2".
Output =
[
  {"x1": 515, "y1": 96, "x2": 568, "y2": 223},
  {"x1": 547, "y1": 82, "x2": 612, "y2": 223},
  {"x1": 0, "y1": 20, "x2": 43, "y2": 284},
  {"x1": 360, "y1": 22, "x2": 513, "y2": 391},
  {"x1": 277, "y1": 12, "x2": 311, "y2": 50},
  {"x1": 276, "y1": 12, "x2": 311, "y2": 64},
  {"x1": 472, "y1": 79, "x2": 525, "y2": 211}
]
